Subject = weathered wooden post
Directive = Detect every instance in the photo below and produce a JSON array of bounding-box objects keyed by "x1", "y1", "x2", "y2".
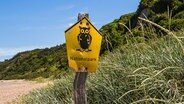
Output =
[
  {"x1": 74, "y1": 69, "x2": 88, "y2": 104},
  {"x1": 65, "y1": 13, "x2": 102, "y2": 104},
  {"x1": 74, "y1": 13, "x2": 89, "y2": 104}
]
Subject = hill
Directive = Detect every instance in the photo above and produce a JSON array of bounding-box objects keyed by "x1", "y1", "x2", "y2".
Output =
[
  {"x1": 0, "y1": 0, "x2": 183, "y2": 80},
  {"x1": 100, "y1": 0, "x2": 184, "y2": 52},
  {"x1": 4, "y1": 0, "x2": 184, "y2": 103},
  {"x1": 0, "y1": 44, "x2": 67, "y2": 79}
]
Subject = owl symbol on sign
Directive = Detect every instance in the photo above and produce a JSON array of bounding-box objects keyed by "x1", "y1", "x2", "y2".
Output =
[{"x1": 76, "y1": 25, "x2": 92, "y2": 52}]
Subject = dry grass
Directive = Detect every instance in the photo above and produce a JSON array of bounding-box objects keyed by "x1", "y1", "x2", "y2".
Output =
[{"x1": 15, "y1": 20, "x2": 184, "y2": 104}]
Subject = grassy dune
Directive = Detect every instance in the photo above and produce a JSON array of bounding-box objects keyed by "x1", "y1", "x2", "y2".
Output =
[
  {"x1": 16, "y1": 28, "x2": 184, "y2": 104},
  {"x1": 9, "y1": 0, "x2": 184, "y2": 103}
]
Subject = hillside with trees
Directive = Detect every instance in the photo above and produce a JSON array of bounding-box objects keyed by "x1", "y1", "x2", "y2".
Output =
[
  {"x1": 2, "y1": 0, "x2": 184, "y2": 103},
  {"x1": 0, "y1": 0, "x2": 184, "y2": 81},
  {"x1": 100, "y1": 0, "x2": 184, "y2": 52},
  {"x1": 0, "y1": 44, "x2": 67, "y2": 79}
]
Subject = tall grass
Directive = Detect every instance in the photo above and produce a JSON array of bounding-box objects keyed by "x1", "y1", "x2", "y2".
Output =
[
  {"x1": 87, "y1": 34, "x2": 184, "y2": 104},
  {"x1": 16, "y1": 29, "x2": 184, "y2": 103}
]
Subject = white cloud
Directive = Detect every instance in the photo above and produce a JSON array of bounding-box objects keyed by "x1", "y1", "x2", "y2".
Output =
[
  {"x1": 68, "y1": 23, "x2": 74, "y2": 27},
  {"x1": 0, "y1": 46, "x2": 48, "y2": 57}
]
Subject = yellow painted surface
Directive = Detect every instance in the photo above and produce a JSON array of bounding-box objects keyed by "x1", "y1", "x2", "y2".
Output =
[{"x1": 65, "y1": 17, "x2": 102, "y2": 72}]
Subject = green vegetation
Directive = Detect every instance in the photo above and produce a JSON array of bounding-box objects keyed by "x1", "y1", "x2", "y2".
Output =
[
  {"x1": 100, "y1": 0, "x2": 184, "y2": 53},
  {"x1": 0, "y1": 0, "x2": 183, "y2": 80},
  {"x1": 0, "y1": 44, "x2": 67, "y2": 79},
  {"x1": 17, "y1": 30, "x2": 184, "y2": 103},
  {"x1": 1, "y1": 0, "x2": 184, "y2": 103}
]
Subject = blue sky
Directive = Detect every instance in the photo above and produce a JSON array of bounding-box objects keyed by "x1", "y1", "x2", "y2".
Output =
[{"x1": 0, "y1": 0, "x2": 140, "y2": 61}]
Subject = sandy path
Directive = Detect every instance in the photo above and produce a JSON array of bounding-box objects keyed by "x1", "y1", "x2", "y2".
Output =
[{"x1": 0, "y1": 80, "x2": 50, "y2": 104}]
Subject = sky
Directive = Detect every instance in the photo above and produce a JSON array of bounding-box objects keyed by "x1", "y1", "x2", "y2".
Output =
[{"x1": 0, "y1": 0, "x2": 140, "y2": 61}]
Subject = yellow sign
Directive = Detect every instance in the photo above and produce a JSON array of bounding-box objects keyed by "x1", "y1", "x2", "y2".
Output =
[{"x1": 65, "y1": 17, "x2": 102, "y2": 72}]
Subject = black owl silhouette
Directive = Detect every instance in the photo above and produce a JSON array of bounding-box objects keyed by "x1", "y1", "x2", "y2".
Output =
[{"x1": 77, "y1": 26, "x2": 92, "y2": 52}]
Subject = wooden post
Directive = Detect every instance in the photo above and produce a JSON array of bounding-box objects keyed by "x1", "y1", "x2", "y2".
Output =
[{"x1": 74, "y1": 13, "x2": 89, "y2": 104}]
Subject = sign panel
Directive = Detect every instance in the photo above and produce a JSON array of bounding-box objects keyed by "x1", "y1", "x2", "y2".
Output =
[{"x1": 65, "y1": 17, "x2": 102, "y2": 72}]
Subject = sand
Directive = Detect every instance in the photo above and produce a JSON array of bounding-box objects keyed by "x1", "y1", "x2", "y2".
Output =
[{"x1": 0, "y1": 80, "x2": 50, "y2": 104}]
